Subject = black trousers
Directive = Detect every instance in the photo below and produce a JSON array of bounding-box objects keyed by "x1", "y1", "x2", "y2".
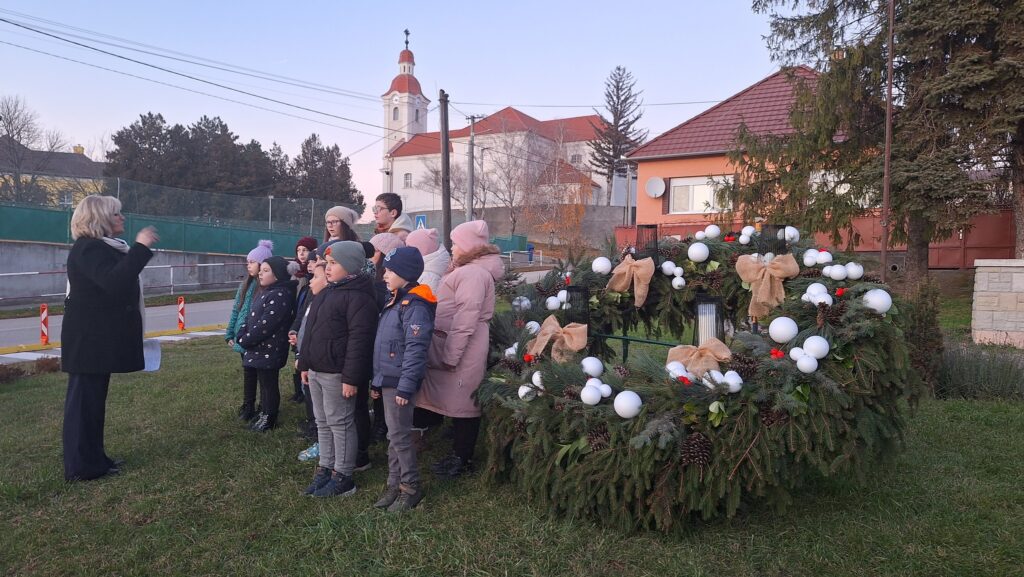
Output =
[
  {"x1": 256, "y1": 369, "x2": 280, "y2": 417},
  {"x1": 452, "y1": 417, "x2": 481, "y2": 462},
  {"x1": 242, "y1": 363, "x2": 257, "y2": 410},
  {"x1": 63, "y1": 372, "x2": 114, "y2": 481}
]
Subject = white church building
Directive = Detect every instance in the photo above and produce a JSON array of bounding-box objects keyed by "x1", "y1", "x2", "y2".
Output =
[{"x1": 379, "y1": 40, "x2": 634, "y2": 215}]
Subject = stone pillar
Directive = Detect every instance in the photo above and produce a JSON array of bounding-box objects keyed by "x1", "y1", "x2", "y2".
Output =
[{"x1": 972, "y1": 259, "x2": 1024, "y2": 348}]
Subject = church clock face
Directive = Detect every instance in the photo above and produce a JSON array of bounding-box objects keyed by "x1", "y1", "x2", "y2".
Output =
[{"x1": 392, "y1": 95, "x2": 400, "y2": 104}]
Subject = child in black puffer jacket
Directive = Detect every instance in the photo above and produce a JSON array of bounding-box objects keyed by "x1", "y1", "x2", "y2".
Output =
[{"x1": 236, "y1": 255, "x2": 298, "y2": 432}]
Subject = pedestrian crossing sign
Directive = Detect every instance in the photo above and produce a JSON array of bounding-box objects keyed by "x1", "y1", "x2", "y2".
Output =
[{"x1": 415, "y1": 214, "x2": 427, "y2": 229}]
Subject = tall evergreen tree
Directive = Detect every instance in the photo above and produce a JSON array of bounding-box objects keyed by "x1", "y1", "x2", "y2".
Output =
[
  {"x1": 717, "y1": 0, "x2": 996, "y2": 281},
  {"x1": 290, "y1": 134, "x2": 364, "y2": 212},
  {"x1": 589, "y1": 66, "x2": 648, "y2": 206}
]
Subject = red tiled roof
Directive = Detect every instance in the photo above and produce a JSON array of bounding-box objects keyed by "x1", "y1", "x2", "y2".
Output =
[
  {"x1": 382, "y1": 74, "x2": 424, "y2": 97},
  {"x1": 399, "y1": 49, "x2": 415, "y2": 64},
  {"x1": 537, "y1": 158, "x2": 598, "y2": 187},
  {"x1": 540, "y1": 115, "x2": 604, "y2": 142},
  {"x1": 389, "y1": 134, "x2": 452, "y2": 157},
  {"x1": 628, "y1": 66, "x2": 819, "y2": 160}
]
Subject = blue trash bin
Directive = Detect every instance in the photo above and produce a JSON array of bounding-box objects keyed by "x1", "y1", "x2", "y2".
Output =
[{"x1": 526, "y1": 243, "x2": 535, "y2": 263}]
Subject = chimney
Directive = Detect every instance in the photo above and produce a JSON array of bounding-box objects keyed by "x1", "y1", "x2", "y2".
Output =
[{"x1": 73, "y1": 145, "x2": 85, "y2": 155}]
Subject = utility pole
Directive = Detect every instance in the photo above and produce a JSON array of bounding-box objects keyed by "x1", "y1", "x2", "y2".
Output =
[
  {"x1": 466, "y1": 114, "x2": 483, "y2": 223},
  {"x1": 439, "y1": 90, "x2": 452, "y2": 250},
  {"x1": 880, "y1": 0, "x2": 894, "y2": 283}
]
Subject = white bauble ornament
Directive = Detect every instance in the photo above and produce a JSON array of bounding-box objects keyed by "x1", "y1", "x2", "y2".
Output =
[
  {"x1": 796, "y1": 355, "x2": 819, "y2": 374},
  {"x1": 815, "y1": 251, "x2": 834, "y2": 265},
  {"x1": 661, "y1": 260, "x2": 677, "y2": 276},
  {"x1": 863, "y1": 289, "x2": 893, "y2": 314},
  {"x1": 504, "y1": 346, "x2": 516, "y2": 358},
  {"x1": 803, "y1": 335, "x2": 830, "y2": 360},
  {"x1": 739, "y1": 234, "x2": 751, "y2": 245},
  {"x1": 807, "y1": 282, "x2": 828, "y2": 296},
  {"x1": 585, "y1": 377, "x2": 603, "y2": 389},
  {"x1": 723, "y1": 370, "x2": 744, "y2": 393},
  {"x1": 525, "y1": 321, "x2": 541, "y2": 335},
  {"x1": 599, "y1": 383, "x2": 613, "y2": 398},
  {"x1": 545, "y1": 296, "x2": 561, "y2": 311},
  {"x1": 672, "y1": 276, "x2": 687, "y2": 290},
  {"x1": 694, "y1": 231, "x2": 706, "y2": 240},
  {"x1": 591, "y1": 256, "x2": 612, "y2": 275},
  {"x1": 801, "y1": 293, "x2": 812, "y2": 303},
  {"x1": 613, "y1": 391, "x2": 643, "y2": 419},
  {"x1": 581, "y1": 356, "x2": 604, "y2": 378},
  {"x1": 785, "y1": 226, "x2": 800, "y2": 242},
  {"x1": 822, "y1": 265, "x2": 834, "y2": 277},
  {"x1": 742, "y1": 225, "x2": 756, "y2": 237},
  {"x1": 803, "y1": 251, "x2": 819, "y2": 267},
  {"x1": 790, "y1": 346, "x2": 806, "y2": 361},
  {"x1": 810, "y1": 293, "x2": 834, "y2": 307},
  {"x1": 703, "y1": 370, "x2": 725, "y2": 389},
  {"x1": 666, "y1": 361, "x2": 686, "y2": 375},
  {"x1": 580, "y1": 385, "x2": 602, "y2": 406},
  {"x1": 561, "y1": 302, "x2": 571, "y2": 310},
  {"x1": 777, "y1": 228, "x2": 787, "y2": 240},
  {"x1": 704, "y1": 224, "x2": 721, "y2": 239},
  {"x1": 688, "y1": 242, "x2": 710, "y2": 263},
  {"x1": 829, "y1": 265, "x2": 848, "y2": 281},
  {"x1": 673, "y1": 266, "x2": 685, "y2": 277},
  {"x1": 518, "y1": 385, "x2": 536, "y2": 401},
  {"x1": 557, "y1": 289, "x2": 568, "y2": 303},
  {"x1": 763, "y1": 252, "x2": 776, "y2": 263},
  {"x1": 845, "y1": 262, "x2": 864, "y2": 280},
  {"x1": 531, "y1": 371, "x2": 543, "y2": 387},
  {"x1": 768, "y1": 316, "x2": 800, "y2": 344}
]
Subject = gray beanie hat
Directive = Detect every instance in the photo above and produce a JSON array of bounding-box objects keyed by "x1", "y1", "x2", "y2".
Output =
[{"x1": 324, "y1": 240, "x2": 366, "y2": 276}]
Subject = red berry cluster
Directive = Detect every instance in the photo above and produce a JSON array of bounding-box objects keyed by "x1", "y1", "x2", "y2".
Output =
[{"x1": 770, "y1": 348, "x2": 786, "y2": 359}]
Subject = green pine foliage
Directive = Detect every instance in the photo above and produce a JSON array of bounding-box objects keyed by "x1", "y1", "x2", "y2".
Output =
[{"x1": 482, "y1": 231, "x2": 924, "y2": 532}]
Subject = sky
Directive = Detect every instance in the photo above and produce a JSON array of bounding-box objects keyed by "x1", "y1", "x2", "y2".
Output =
[{"x1": 1, "y1": 1, "x2": 779, "y2": 214}]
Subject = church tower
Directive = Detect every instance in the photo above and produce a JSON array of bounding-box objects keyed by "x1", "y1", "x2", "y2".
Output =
[{"x1": 382, "y1": 30, "x2": 429, "y2": 160}]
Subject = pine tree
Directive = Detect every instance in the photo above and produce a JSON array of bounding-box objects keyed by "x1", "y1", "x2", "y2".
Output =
[{"x1": 589, "y1": 66, "x2": 648, "y2": 206}]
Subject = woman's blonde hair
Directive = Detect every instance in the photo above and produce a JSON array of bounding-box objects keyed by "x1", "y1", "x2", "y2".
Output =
[{"x1": 70, "y1": 195, "x2": 122, "y2": 240}]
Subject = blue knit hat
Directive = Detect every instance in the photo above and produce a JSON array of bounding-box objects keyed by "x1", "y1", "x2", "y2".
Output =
[
  {"x1": 383, "y1": 246, "x2": 424, "y2": 283},
  {"x1": 247, "y1": 239, "x2": 273, "y2": 263}
]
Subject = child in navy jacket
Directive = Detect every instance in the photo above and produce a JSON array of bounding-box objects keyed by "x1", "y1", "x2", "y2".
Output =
[{"x1": 370, "y1": 247, "x2": 436, "y2": 512}]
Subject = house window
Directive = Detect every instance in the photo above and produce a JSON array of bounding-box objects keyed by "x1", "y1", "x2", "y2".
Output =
[
  {"x1": 570, "y1": 153, "x2": 582, "y2": 165},
  {"x1": 393, "y1": 107, "x2": 399, "y2": 121},
  {"x1": 415, "y1": 109, "x2": 420, "y2": 122},
  {"x1": 403, "y1": 173, "x2": 412, "y2": 188},
  {"x1": 668, "y1": 176, "x2": 730, "y2": 213}
]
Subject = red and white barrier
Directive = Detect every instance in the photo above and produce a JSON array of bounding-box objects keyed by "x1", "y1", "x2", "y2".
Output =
[
  {"x1": 40, "y1": 303, "x2": 49, "y2": 345},
  {"x1": 177, "y1": 297, "x2": 185, "y2": 331}
]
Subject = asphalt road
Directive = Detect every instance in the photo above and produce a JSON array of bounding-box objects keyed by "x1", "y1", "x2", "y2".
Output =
[{"x1": 0, "y1": 300, "x2": 235, "y2": 349}]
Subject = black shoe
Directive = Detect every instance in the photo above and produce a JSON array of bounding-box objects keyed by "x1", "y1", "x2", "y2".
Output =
[
  {"x1": 289, "y1": 392, "x2": 305, "y2": 403},
  {"x1": 433, "y1": 456, "x2": 474, "y2": 479},
  {"x1": 374, "y1": 485, "x2": 401, "y2": 509},
  {"x1": 430, "y1": 454, "x2": 460, "y2": 475},
  {"x1": 303, "y1": 466, "x2": 333, "y2": 495},
  {"x1": 370, "y1": 424, "x2": 388, "y2": 445},
  {"x1": 312, "y1": 472, "x2": 357, "y2": 498},
  {"x1": 354, "y1": 451, "x2": 372, "y2": 472},
  {"x1": 388, "y1": 482, "x2": 424, "y2": 512},
  {"x1": 249, "y1": 412, "x2": 277, "y2": 432},
  {"x1": 237, "y1": 403, "x2": 256, "y2": 422}
]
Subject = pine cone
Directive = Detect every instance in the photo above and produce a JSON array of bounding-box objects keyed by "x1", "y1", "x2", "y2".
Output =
[
  {"x1": 613, "y1": 365, "x2": 631, "y2": 379},
  {"x1": 513, "y1": 418, "x2": 528, "y2": 435},
  {"x1": 862, "y1": 274, "x2": 882, "y2": 283},
  {"x1": 728, "y1": 353, "x2": 760, "y2": 382},
  {"x1": 729, "y1": 253, "x2": 740, "y2": 267},
  {"x1": 826, "y1": 300, "x2": 848, "y2": 325},
  {"x1": 587, "y1": 424, "x2": 610, "y2": 451},
  {"x1": 758, "y1": 403, "x2": 790, "y2": 428},
  {"x1": 563, "y1": 385, "x2": 580, "y2": 400},
  {"x1": 680, "y1": 433, "x2": 713, "y2": 467},
  {"x1": 799, "y1": 268, "x2": 822, "y2": 278},
  {"x1": 498, "y1": 357, "x2": 524, "y2": 375}
]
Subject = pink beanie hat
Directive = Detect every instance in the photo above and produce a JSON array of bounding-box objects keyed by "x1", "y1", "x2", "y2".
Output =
[
  {"x1": 450, "y1": 220, "x2": 490, "y2": 251},
  {"x1": 369, "y1": 232, "x2": 405, "y2": 256},
  {"x1": 406, "y1": 228, "x2": 440, "y2": 257}
]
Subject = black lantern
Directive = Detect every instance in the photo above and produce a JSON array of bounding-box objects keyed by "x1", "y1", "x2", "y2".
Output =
[
  {"x1": 563, "y1": 285, "x2": 590, "y2": 327},
  {"x1": 757, "y1": 224, "x2": 788, "y2": 256},
  {"x1": 693, "y1": 293, "x2": 725, "y2": 346},
  {"x1": 635, "y1": 224, "x2": 659, "y2": 262}
]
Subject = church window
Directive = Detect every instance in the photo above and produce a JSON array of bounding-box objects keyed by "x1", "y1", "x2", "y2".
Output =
[
  {"x1": 393, "y1": 107, "x2": 399, "y2": 121},
  {"x1": 403, "y1": 173, "x2": 412, "y2": 188},
  {"x1": 570, "y1": 153, "x2": 582, "y2": 165},
  {"x1": 415, "y1": 109, "x2": 420, "y2": 122}
]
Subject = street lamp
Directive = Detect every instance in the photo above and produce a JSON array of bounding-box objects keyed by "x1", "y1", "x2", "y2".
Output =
[
  {"x1": 268, "y1": 195, "x2": 274, "y2": 230},
  {"x1": 615, "y1": 156, "x2": 636, "y2": 227}
]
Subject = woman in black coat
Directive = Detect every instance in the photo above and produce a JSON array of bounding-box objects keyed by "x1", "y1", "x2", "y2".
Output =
[{"x1": 61, "y1": 195, "x2": 158, "y2": 482}]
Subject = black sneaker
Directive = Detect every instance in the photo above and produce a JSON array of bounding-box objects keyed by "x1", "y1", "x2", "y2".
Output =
[
  {"x1": 312, "y1": 472, "x2": 357, "y2": 498},
  {"x1": 289, "y1": 392, "x2": 305, "y2": 404},
  {"x1": 354, "y1": 451, "x2": 372, "y2": 472},
  {"x1": 237, "y1": 403, "x2": 255, "y2": 422},
  {"x1": 249, "y1": 412, "x2": 277, "y2": 432},
  {"x1": 387, "y1": 482, "x2": 423, "y2": 512},
  {"x1": 433, "y1": 456, "x2": 474, "y2": 479},
  {"x1": 303, "y1": 466, "x2": 333, "y2": 495},
  {"x1": 374, "y1": 485, "x2": 400, "y2": 509}
]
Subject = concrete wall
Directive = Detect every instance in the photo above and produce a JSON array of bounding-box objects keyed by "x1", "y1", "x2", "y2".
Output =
[
  {"x1": 0, "y1": 240, "x2": 247, "y2": 306},
  {"x1": 972, "y1": 259, "x2": 1024, "y2": 348}
]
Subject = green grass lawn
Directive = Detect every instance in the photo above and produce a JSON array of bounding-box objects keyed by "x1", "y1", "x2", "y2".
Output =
[
  {"x1": 2, "y1": 337, "x2": 1022, "y2": 577},
  {"x1": 938, "y1": 294, "x2": 973, "y2": 334}
]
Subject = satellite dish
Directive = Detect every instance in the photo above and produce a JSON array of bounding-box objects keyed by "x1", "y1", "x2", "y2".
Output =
[{"x1": 645, "y1": 177, "x2": 666, "y2": 198}]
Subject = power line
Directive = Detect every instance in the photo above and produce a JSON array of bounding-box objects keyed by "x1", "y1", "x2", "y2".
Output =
[{"x1": 451, "y1": 99, "x2": 724, "y2": 109}]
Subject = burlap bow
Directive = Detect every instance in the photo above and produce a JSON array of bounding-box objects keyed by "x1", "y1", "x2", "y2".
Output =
[
  {"x1": 606, "y1": 255, "x2": 656, "y2": 307},
  {"x1": 525, "y1": 315, "x2": 589, "y2": 363},
  {"x1": 735, "y1": 253, "x2": 800, "y2": 319},
  {"x1": 666, "y1": 337, "x2": 732, "y2": 378}
]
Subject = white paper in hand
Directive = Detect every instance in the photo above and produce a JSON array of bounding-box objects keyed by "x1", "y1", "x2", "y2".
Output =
[{"x1": 143, "y1": 339, "x2": 161, "y2": 372}]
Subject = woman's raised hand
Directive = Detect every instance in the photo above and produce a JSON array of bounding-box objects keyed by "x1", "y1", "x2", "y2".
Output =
[{"x1": 135, "y1": 226, "x2": 159, "y2": 248}]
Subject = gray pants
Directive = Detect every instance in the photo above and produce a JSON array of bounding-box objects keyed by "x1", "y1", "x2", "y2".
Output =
[
  {"x1": 382, "y1": 390, "x2": 419, "y2": 486},
  {"x1": 308, "y1": 370, "x2": 357, "y2": 476}
]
